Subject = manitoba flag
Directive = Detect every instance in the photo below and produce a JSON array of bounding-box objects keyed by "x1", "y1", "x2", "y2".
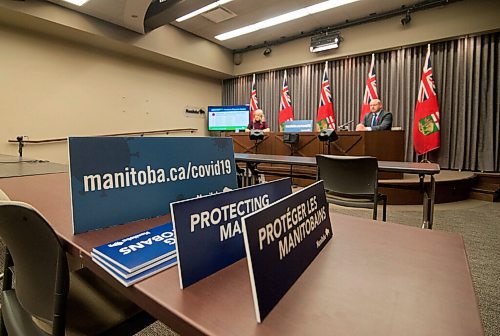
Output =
[
  {"x1": 413, "y1": 44, "x2": 440, "y2": 155},
  {"x1": 279, "y1": 70, "x2": 294, "y2": 131},
  {"x1": 249, "y1": 73, "x2": 259, "y2": 120},
  {"x1": 360, "y1": 54, "x2": 378, "y2": 122},
  {"x1": 316, "y1": 62, "x2": 335, "y2": 131}
]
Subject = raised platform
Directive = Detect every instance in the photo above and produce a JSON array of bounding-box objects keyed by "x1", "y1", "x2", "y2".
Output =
[{"x1": 261, "y1": 167, "x2": 477, "y2": 205}]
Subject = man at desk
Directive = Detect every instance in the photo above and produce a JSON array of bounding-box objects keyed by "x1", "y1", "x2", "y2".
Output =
[
  {"x1": 356, "y1": 99, "x2": 393, "y2": 131},
  {"x1": 245, "y1": 109, "x2": 270, "y2": 132}
]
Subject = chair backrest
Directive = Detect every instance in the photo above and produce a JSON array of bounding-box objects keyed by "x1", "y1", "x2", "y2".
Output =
[
  {"x1": 0, "y1": 201, "x2": 69, "y2": 334},
  {"x1": 316, "y1": 155, "x2": 379, "y2": 197}
]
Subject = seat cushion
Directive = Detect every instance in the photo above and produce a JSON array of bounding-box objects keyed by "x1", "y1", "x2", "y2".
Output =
[{"x1": 326, "y1": 193, "x2": 375, "y2": 209}]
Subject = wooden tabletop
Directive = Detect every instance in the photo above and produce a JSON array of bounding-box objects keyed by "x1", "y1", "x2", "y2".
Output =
[
  {"x1": 0, "y1": 173, "x2": 481, "y2": 336},
  {"x1": 234, "y1": 153, "x2": 440, "y2": 175},
  {"x1": 0, "y1": 154, "x2": 68, "y2": 178}
]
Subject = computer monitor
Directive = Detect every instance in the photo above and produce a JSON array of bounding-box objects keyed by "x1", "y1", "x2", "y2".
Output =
[{"x1": 207, "y1": 105, "x2": 249, "y2": 132}]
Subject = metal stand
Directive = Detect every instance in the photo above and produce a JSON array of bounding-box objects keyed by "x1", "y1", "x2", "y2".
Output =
[
  {"x1": 419, "y1": 153, "x2": 431, "y2": 163},
  {"x1": 322, "y1": 140, "x2": 346, "y2": 155},
  {"x1": 16, "y1": 136, "x2": 25, "y2": 157},
  {"x1": 254, "y1": 139, "x2": 261, "y2": 154}
]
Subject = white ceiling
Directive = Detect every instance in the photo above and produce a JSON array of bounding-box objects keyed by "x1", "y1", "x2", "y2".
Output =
[
  {"x1": 171, "y1": 0, "x2": 420, "y2": 51},
  {"x1": 45, "y1": 0, "x2": 453, "y2": 51}
]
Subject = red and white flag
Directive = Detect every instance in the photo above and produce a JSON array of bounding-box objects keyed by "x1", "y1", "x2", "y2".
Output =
[
  {"x1": 279, "y1": 70, "x2": 294, "y2": 131},
  {"x1": 360, "y1": 53, "x2": 378, "y2": 122},
  {"x1": 413, "y1": 44, "x2": 440, "y2": 155},
  {"x1": 316, "y1": 62, "x2": 336, "y2": 131},
  {"x1": 249, "y1": 73, "x2": 259, "y2": 120}
]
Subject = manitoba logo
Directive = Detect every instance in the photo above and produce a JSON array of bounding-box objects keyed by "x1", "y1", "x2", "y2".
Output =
[{"x1": 418, "y1": 113, "x2": 440, "y2": 136}]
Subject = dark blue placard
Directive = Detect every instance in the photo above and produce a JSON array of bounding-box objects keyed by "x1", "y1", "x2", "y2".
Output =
[
  {"x1": 242, "y1": 180, "x2": 333, "y2": 322},
  {"x1": 68, "y1": 137, "x2": 237, "y2": 233},
  {"x1": 93, "y1": 254, "x2": 177, "y2": 287},
  {"x1": 170, "y1": 178, "x2": 292, "y2": 289},
  {"x1": 92, "y1": 222, "x2": 176, "y2": 273}
]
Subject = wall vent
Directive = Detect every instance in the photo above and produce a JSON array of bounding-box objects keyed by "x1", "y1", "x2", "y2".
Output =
[{"x1": 201, "y1": 6, "x2": 237, "y2": 23}]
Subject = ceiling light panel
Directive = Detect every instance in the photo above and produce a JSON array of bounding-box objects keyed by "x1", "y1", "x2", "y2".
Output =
[
  {"x1": 61, "y1": 0, "x2": 89, "y2": 6},
  {"x1": 215, "y1": 0, "x2": 359, "y2": 41}
]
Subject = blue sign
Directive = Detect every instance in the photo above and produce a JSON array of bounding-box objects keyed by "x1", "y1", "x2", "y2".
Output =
[
  {"x1": 92, "y1": 222, "x2": 176, "y2": 273},
  {"x1": 69, "y1": 137, "x2": 238, "y2": 233},
  {"x1": 93, "y1": 254, "x2": 177, "y2": 287},
  {"x1": 170, "y1": 178, "x2": 292, "y2": 288},
  {"x1": 283, "y1": 120, "x2": 314, "y2": 132},
  {"x1": 242, "y1": 181, "x2": 333, "y2": 322}
]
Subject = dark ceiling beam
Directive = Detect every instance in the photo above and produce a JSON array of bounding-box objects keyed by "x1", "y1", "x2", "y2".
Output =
[{"x1": 144, "y1": 0, "x2": 214, "y2": 32}]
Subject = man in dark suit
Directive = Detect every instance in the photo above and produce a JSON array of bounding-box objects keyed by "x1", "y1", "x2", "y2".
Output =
[{"x1": 356, "y1": 99, "x2": 393, "y2": 131}]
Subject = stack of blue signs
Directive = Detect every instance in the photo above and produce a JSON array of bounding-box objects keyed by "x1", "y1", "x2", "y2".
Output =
[{"x1": 91, "y1": 222, "x2": 177, "y2": 287}]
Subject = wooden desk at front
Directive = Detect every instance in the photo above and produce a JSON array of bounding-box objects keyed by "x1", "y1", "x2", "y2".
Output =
[
  {"x1": 229, "y1": 131, "x2": 405, "y2": 180},
  {"x1": 0, "y1": 173, "x2": 483, "y2": 336},
  {"x1": 229, "y1": 130, "x2": 404, "y2": 159}
]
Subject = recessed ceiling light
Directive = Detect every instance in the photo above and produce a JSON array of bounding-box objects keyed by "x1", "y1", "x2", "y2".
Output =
[
  {"x1": 61, "y1": 0, "x2": 89, "y2": 6},
  {"x1": 176, "y1": 0, "x2": 235, "y2": 22},
  {"x1": 215, "y1": 0, "x2": 359, "y2": 41}
]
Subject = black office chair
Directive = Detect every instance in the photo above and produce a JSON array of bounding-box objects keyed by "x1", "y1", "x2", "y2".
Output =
[
  {"x1": 0, "y1": 201, "x2": 155, "y2": 336},
  {"x1": 316, "y1": 155, "x2": 387, "y2": 221}
]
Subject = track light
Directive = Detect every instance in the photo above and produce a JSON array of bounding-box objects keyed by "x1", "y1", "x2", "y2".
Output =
[
  {"x1": 263, "y1": 47, "x2": 272, "y2": 56},
  {"x1": 401, "y1": 10, "x2": 411, "y2": 26}
]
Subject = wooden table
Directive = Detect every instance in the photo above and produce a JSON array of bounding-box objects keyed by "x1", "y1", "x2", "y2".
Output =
[
  {"x1": 0, "y1": 173, "x2": 482, "y2": 336},
  {"x1": 234, "y1": 153, "x2": 440, "y2": 229},
  {"x1": 0, "y1": 154, "x2": 67, "y2": 178}
]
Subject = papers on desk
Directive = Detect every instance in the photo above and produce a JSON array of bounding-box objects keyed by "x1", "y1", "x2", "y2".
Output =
[{"x1": 91, "y1": 222, "x2": 177, "y2": 287}]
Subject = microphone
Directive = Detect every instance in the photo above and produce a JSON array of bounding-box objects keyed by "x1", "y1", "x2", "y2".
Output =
[
  {"x1": 16, "y1": 135, "x2": 25, "y2": 157},
  {"x1": 338, "y1": 120, "x2": 354, "y2": 130}
]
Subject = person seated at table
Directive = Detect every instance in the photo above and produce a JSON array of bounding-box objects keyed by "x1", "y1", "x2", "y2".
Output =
[
  {"x1": 356, "y1": 99, "x2": 393, "y2": 131},
  {"x1": 245, "y1": 109, "x2": 270, "y2": 132}
]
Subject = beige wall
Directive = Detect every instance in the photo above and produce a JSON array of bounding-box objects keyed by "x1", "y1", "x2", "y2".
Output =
[
  {"x1": 0, "y1": 24, "x2": 222, "y2": 163},
  {"x1": 234, "y1": 0, "x2": 500, "y2": 75}
]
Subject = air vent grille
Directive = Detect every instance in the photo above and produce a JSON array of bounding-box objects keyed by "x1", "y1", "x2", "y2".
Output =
[{"x1": 201, "y1": 6, "x2": 237, "y2": 23}]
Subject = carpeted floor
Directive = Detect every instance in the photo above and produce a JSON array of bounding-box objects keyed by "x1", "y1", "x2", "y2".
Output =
[{"x1": 1, "y1": 200, "x2": 498, "y2": 335}]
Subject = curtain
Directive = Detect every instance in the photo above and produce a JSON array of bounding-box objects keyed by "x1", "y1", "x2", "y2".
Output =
[{"x1": 222, "y1": 32, "x2": 499, "y2": 172}]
